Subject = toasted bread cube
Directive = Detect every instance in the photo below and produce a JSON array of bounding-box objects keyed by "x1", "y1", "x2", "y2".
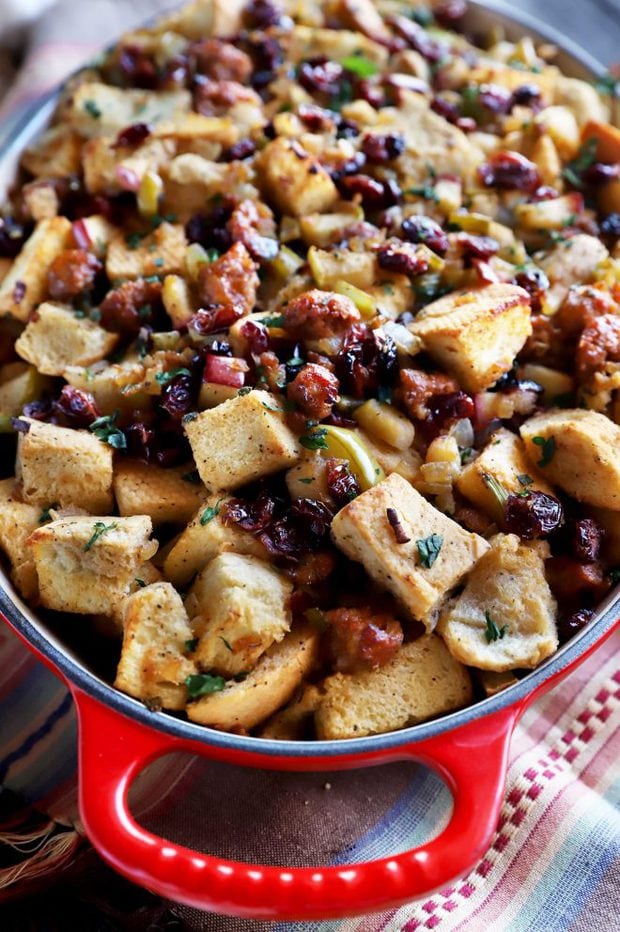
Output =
[
  {"x1": 28, "y1": 515, "x2": 157, "y2": 614},
  {"x1": 457, "y1": 428, "x2": 554, "y2": 522},
  {"x1": 17, "y1": 419, "x2": 114, "y2": 512},
  {"x1": 258, "y1": 685, "x2": 322, "y2": 740},
  {"x1": 315, "y1": 636, "x2": 472, "y2": 740},
  {"x1": 115, "y1": 582, "x2": 196, "y2": 710},
  {"x1": 184, "y1": 390, "x2": 300, "y2": 491},
  {"x1": 21, "y1": 125, "x2": 83, "y2": 178},
  {"x1": 63, "y1": 357, "x2": 147, "y2": 416},
  {"x1": 94, "y1": 561, "x2": 164, "y2": 638},
  {"x1": 258, "y1": 138, "x2": 338, "y2": 217},
  {"x1": 114, "y1": 459, "x2": 205, "y2": 526},
  {"x1": 15, "y1": 302, "x2": 118, "y2": 376},
  {"x1": 410, "y1": 284, "x2": 532, "y2": 392},
  {"x1": 538, "y1": 234, "x2": 608, "y2": 311},
  {"x1": 287, "y1": 26, "x2": 388, "y2": 67},
  {"x1": 520, "y1": 408, "x2": 620, "y2": 509},
  {"x1": 438, "y1": 534, "x2": 558, "y2": 671},
  {"x1": 555, "y1": 79, "x2": 610, "y2": 127},
  {"x1": 186, "y1": 552, "x2": 292, "y2": 677},
  {"x1": 21, "y1": 181, "x2": 60, "y2": 222},
  {"x1": 105, "y1": 223, "x2": 187, "y2": 280},
  {"x1": 0, "y1": 218, "x2": 72, "y2": 321},
  {"x1": 68, "y1": 82, "x2": 191, "y2": 138},
  {"x1": 153, "y1": 0, "x2": 247, "y2": 39},
  {"x1": 83, "y1": 136, "x2": 176, "y2": 196},
  {"x1": 331, "y1": 473, "x2": 489, "y2": 627},
  {"x1": 0, "y1": 363, "x2": 50, "y2": 421},
  {"x1": 478, "y1": 669, "x2": 520, "y2": 698},
  {"x1": 163, "y1": 495, "x2": 266, "y2": 587},
  {"x1": 187, "y1": 625, "x2": 319, "y2": 729},
  {"x1": 0, "y1": 479, "x2": 41, "y2": 599}
]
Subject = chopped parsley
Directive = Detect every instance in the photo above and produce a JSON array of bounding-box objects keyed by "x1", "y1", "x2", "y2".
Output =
[
  {"x1": 150, "y1": 213, "x2": 177, "y2": 229},
  {"x1": 416, "y1": 533, "x2": 443, "y2": 568},
  {"x1": 205, "y1": 247, "x2": 221, "y2": 262},
  {"x1": 406, "y1": 184, "x2": 439, "y2": 202},
  {"x1": 517, "y1": 473, "x2": 534, "y2": 488},
  {"x1": 459, "y1": 447, "x2": 474, "y2": 465},
  {"x1": 261, "y1": 314, "x2": 285, "y2": 328},
  {"x1": 125, "y1": 231, "x2": 144, "y2": 249},
  {"x1": 84, "y1": 99, "x2": 102, "y2": 119},
  {"x1": 298, "y1": 477, "x2": 315, "y2": 484},
  {"x1": 219, "y1": 636, "x2": 233, "y2": 652},
  {"x1": 200, "y1": 498, "x2": 224, "y2": 525},
  {"x1": 185, "y1": 673, "x2": 227, "y2": 698},
  {"x1": 341, "y1": 54, "x2": 379, "y2": 78},
  {"x1": 237, "y1": 386, "x2": 253, "y2": 396},
  {"x1": 532, "y1": 435, "x2": 556, "y2": 467},
  {"x1": 89, "y1": 411, "x2": 127, "y2": 450},
  {"x1": 38, "y1": 504, "x2": 58, "y2": 524},
  {"x1": 484, "y1": 611, "x2": 509, "y2": 643},
  {"x1": 482, "y1": 472, "x2": 508, "y2": 505},
  {"x1": 83, "y1": 521, "x2": 118, "y2": 552},
  {"x1": 135, "y1": 578, "x2": 146, "y2": 588},
  {"x1": 155, "y1": 367, "x2": 192, "y2": 386},
  {"x1": 185, "y1": 638, "x2": 198, "y2": 653},
  {"x1": 562, "y1": 138, "x2": 598, "y2": 188},
  {"x1": 300, "y1": 427, "x2": 328, "y2": 451}
]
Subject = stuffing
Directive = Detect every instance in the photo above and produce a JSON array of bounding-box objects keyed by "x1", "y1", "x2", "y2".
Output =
[
  {"x1": 258, "y1": 137, "x2": 339, "y2": 217},
  {"x1": 113, "y1": 459, "x2": 205, "y2": 525},
  {"x1": 15, "y1": 302, "x2": 118, "y2": 376},
  {"x1": 0, "y1": 218, "x2": 72, "y2": 321}
]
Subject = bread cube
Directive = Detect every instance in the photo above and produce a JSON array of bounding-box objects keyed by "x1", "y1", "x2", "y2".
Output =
[
  {"x1": 115, "y1": 582, "x2": 196, "y2": 710},
  {"x1": 438, "y1": 534, "x2": 558, "y2": 671},
  {"x1": 0, "y1": 218, "x2": 72, "y2": 322},
  {"x1": 28, "y1": 515, "x2": 157, "y2": 614},
  {"x1": 555, "y1": 80, "x2": 610, "y2": 127},
  {"x1": 409, "y1": 283, "x2": 532, "y2": 392},
  {"x1": 153, "y1": 0, "x2": 247, "y2": 40},
  {"x1": 538, "y1": 235, "x2": 608, "y2": 311},
  {"x1": 114, "y1": 459, "x2": 204, "y2": 526},
  {"x1": 17, "y1": 419, "x2": 114, "y2": 513},
  {"x1": 68, "y1": 82, "x2": 191, "y2": 138},
  {"x1": 63, "y1": 357, "x2": 147, "y2": 415},
  {"x1": 94, "y1": 561, "x2": 164, "y2": 638},
  {"x1": 21, "y1": 125, "x2": 83, "y2": 178},
  {"x1": 315, "y1": 636, "x2": 472, "y2": 740},
  {"x1": 184, "y1": 390, "x2": 300, "y2": 491},
  {"x1": 105, "y1": 223, "x2": 187, "y2": 280},
  {"x1": 15, "y1": 302, "x2": 118, "y2": 376},
  {"x1": 258, "y1": 138, "x2": 338, "y2": 217},
  {"x1": 258, "y1": 685, "x2": 322, "y2": 740},
  {"x1": 163, "y1": 495, "x2": 266, "y2": 587},
  {"x1": 21, "y1": 181, "x2": 60, "y2": 222},
  {"x1": 0, "y1": 363, "x2": 50, "y2": 421},
  {"x1": 457, "y1": 428, "x2": 554, "y2": 522},
  {"x1": 187, "y1": 625, "x2": 319, "y2": 730},
  {"x1": 186, "y1": 552, "x2": 292, "y2": 677},
  {"x1": 0, "y1": 479, "x2": 41, "y2": 600},
  {"x1": 83, "y1": 136, "x2": 175, "y2": 196},
  {"x1": 520, "y1": 408, "x2": 620, "y2": 509},
  {"x1": 331, "y1": 473, "x2": 489, "y2": 627}
]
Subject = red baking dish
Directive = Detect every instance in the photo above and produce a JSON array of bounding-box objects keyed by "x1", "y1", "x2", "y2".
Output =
[{"x1": 0, "y1": 0, "x2": 619, "y2": 921}]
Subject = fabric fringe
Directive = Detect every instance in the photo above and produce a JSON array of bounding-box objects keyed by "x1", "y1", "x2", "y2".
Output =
[{"x1": 0, "y1": 821, "x2": 81, "y2": 896}]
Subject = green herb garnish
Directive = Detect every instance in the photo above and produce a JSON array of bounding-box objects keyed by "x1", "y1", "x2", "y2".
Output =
[
  {"x1": 237, "y1": 386, "x2": 252, "y2": 396},
  {"x1": 300, "y1": 427, "x2": 328, "y2": 451},
  {"x1": 125, "y1": 232, "x2": 144, "y2": 249},
  {"x1": 135, "y1": 578, "x2": 146, "y2": 588},
  {"x1": 517, "y1": 474, "x2": 533, "y2": 487},
  {"x1": 406, "y1": 184, "x2": 439, "y2": 202},
  {"x1": 341, "y1": 54, "x2": 379, "y2": 78},
  {"x1": 261, "y1": 314, "x2": 286, "y2": 328},
  {"x1": 38, "y1": 504, "x2": 58, "y2": 524},
  {"x1": 185, "y1": 673, "x2": 226, "y2": 698},
  {"x1": 185, "y1": 638, "x2": 198, "y2": 653},
  {"x1": 84, "y1": 100, "x2": 102, "y2": 119},
  {"x1": 416, "y1": 533, "x2": 443, "y2": 569},
  {"x1": 155, "y1": 367, "x2": 192, "y2": 386},
  {"x1": 482, "y1": 472, "x2": 508, "y2": 505},
  {"x1": 200, "y1": 498, "x2": 224, "y2": 525},
  {"x1": 219, "y1": 636, "x2": 233, "y2": 652},
  {"x1": 83, "y1": 521, "x2": 118, "y2": 552},
  {"x1": 298, "y1": 477, "x2": 315, "y2": 484},
  {"x1": 562, "y1": 138, "x2": 598, "y2": 188},
  {"x1": 484, "y1": 611, "x2": 509, "y2": 643},
  {"x1": 89, "y1": 411, "x2": 127, "y2": 450},
  {"x1": 532, "y1": 435, "x2": 556, "y2": 467}
]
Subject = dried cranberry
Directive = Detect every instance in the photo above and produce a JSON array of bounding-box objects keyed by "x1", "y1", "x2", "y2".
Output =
[
  {"x1": 510, "y1": 84, "x2": 542, "y2": 109},
  {"x1": 22, "y1": 398, "x2": 54, "y2": 422},
  {"x1": 582, "y1": 162, "x2": 620, "y2": 185},
  {"x1": 247, "y1": 34, "x2": 283, "y2": 90},
  {"x1": 377, "y1": 240, "x2": 430, "y2": 277},
  {"x1": 530, "y1": 185, "x2": 559, "y2": 202},
  {"x1": 401, "y1": 215, "x2": 448, "y2": 254},
  {"x1": 515, "y1": 267, "x2": 549, "y2": 313},
  {"x1": 361, "y1": 133, "x2": 405, "y2": 163},
  {"x1": 337, "y1": 331, "x2": 398, "y2": 397},
  {"x1": 325, "y1": 458, "x2": 360, "y2": 508},
  {"x1": 355, "y1": 79, "x2": 385, "y2": 109},
  {"x1": 185, "y1": 206, "x2": 233, "y2": 252},
  {"x1": 503, "y1": 491, "x2": 564, "y2": 539},
  {"x1": 54, "y1": 386, "x2": 101, "y2": 428},
  {"x1": 159, "y1": 374, "x2": 195, "y2": 420},
  {"x1": 339, "y1": 174, "x2": 401, "y2": 209},
  {"x1": 426, "y1": 391, "x2": 475, "y2": 432},
  {"x1": 476, "y1": 84, "x2": 513, "y2": 115},
  {"x1": 113, "y1": 123, "x2": 152, "y2": 148},
  {"x1": 478, "y1": 151, "x2": 541, "y2": 193},
  {"x1": 244, "y1": 0, "x2": 283, "y2": 28},
  {"x1": 190, "y1": 305, "x2": 243, "y2": 335},
  {"x1": 433, "y1": 0, "x2": 468, "y2": 28},
  {"x1": 557, "y1": 607, "x2": 595, "y2": 644},
  {"x1": 260, "y1": 498, "x2": 333, "y2": 557},
  {"x1": 118, "y1": 46, "x2": 158, "y2": 89},
  {"x1": 224, "y1": 492, "x2": 279, "y2": 533},
  {"x1": 124, "y1": 422, "x2": 154, "y2": 462},
  {"x1": 298, "y1": 57, "x2": 343, "y2": 96},
  {"x1": 336, "y1": 117, "x2": 360, "y2": 139},
  {"x1": 221, "y1": 138, "x2": 257, "y2": 162},
  {"x1": 240, "y1": 319, "x2": 270, "y2": 355},
  {"x1": 0, "y1": 217, "x2": 28, "y2": 258},
  {"x1": 456, "y1": 232, "x2": 500, "y2": 261},
  {"x1": 389, "y1": 15, "x2": 443, "y2": 62},
  {"x1": 570, "y1": 517, "x2": 604, "y2": 563},
  {"x1": 600, "y1": 213, "x2": 620, "y2": 238},
  {"x1": 431, "y1": 96, "x2": 460, "y2": 124}
]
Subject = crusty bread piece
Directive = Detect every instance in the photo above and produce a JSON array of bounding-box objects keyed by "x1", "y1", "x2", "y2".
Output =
[
  {"x1": 28, "y1": 515, "x2": 157, "y2": 615},
  {"x1": 258, "y1": 685, "x2": 322, "y2": 741},
  {"x1": 83, "y1": 136, "x2": 175, "y2": 196},
  {"x1": 478, "y1": 669, "x2": 520, "y2": 698},
  {"x1": 315, "y1": 636, "x2": 472, "y2": 740},
  {"x1": 94, "y1": 560, "x2": 164, "y2": 637},
  {"x1": 258, "y1": 137, "x2": 338, "y2": 217},
  {"x1": 187, "y1": 625, "x2": 319, "y2": 729},
  {"x1": 186, "y1": 552, "x2": 292, "y2": 677},
  {"x1": 331, "y1": 473, "x2": 489, "y2": 628},
  {"x1": 150, "y1": 0, "x2": 247, "y2": 40},
  {"x1": 105, "y1": 223, "x2": 187, "y2": 280},
  {"x1": 16, "y1": 418, "x2": 114, "y2": 513},
  {"x1": 0, "y1": 478, "x2": 41, "y2": 600},
  {"x1": 520, "y1": 408, "x2": 620, "y2": 510},
  {"x1": 63, "y1": 356, "x2": 147, "y2": 416},
  {"x1": 114, "y1": 459, "x2": 204, "y2": 526},
  {"x1": 67, "y1": 82, "x2": 191, "y2": 139},
  {"x1": 162, "y1": 495, "x2": 266, "y2": 586},
  {"x1": 457, "y1": 427, "x2": 554, "y2": 522},
  {"x1": 409, "y1": 283, "x2": 532, "y2": 392},
  {"x1": 115, "y1": 582, "x2": 196, "y2": 710},
  {"x1": 438, "y1": 534, "x2": 558, "y2": 671},
  {"x1": 538, "y1": 234, "x2": 608, "y2": 311},
  {"x1": 184, "y1": 390, "x2": 300, "y2": 491},
  {"x1": 15, "y1": 302, "x2": 118, "y2": 376},
  {"x1": 0, "y1": 218, "x2": 72, "y2": 322},
  {"x1": 21, "y1": 125, "x2": 83, "y2": 179}
]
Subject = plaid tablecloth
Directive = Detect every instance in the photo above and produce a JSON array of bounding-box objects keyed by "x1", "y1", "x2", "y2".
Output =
[{"x1": 0, "y1": 2, "x2": 619, "y2": 929}]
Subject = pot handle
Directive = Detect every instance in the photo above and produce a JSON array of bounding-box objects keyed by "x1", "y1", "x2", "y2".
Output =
[{"x1": 73, "y1": 688, "x2": 522, "y2": 921}]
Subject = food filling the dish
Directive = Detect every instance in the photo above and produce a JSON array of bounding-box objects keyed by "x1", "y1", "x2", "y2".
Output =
[{"x1": 0, "y1": 0, "x2": 619, "y2": 739}]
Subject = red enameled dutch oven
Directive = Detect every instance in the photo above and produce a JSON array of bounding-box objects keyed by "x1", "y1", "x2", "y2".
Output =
[{"x1": 1, "y1": 0, "x2": 619, "y2": 920}]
